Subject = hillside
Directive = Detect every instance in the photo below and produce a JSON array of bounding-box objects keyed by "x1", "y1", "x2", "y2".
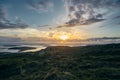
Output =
[{"x1": 0, "y1": 44, "x2": 120, "y2": 80}]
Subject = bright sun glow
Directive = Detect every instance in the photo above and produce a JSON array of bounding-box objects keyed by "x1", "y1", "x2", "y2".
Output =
[{"x1": 59, "y1": 35, "x2": 69, "y2": 41}]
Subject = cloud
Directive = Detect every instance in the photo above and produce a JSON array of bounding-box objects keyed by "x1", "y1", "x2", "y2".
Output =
[
  {"x1": 56, "y1": 18, "x2": 105, "y2": 28},
  {"x1": 86, "y1": 37, "x2": 120, "y2": 41},
  {"x1": 66, "y1": 18, "x2": 105, "y2": 26},
  {"x1": 114, "y1": 16, "x2": 120, "y2": 19},
  {"x1": 38, "y1": 24, "x2": 51, "y2": 27},
  {"x1": 0, "y1": 36, "x2": 22, "y2": 43},
  {"x1": 0, "y1": 6, "x2": 28, "y2": 29},
  {"x1": 62, "y1": 0, "x2": 120, "y2": 27},
  {"x1": 0, "y1": 21, "x2": 28, "y2": 29},
  {"x1": 118, "y1": 22, "x2": 120, "y2": 25},
  {"x1": 28, "y1": 0, "x2": 54, "y2": 13}
]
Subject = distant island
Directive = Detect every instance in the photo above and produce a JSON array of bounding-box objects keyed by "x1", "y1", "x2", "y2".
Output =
[
  {"x1": 0, "y1": 43, "x2": 120, "y2": 80},
  {"x1": 8, "y1": 47, "x2": 36, "y2": 52}
]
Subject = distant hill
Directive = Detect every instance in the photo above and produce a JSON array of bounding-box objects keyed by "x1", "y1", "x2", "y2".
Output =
[{"x1": 0, "y1": 43, "x2": 120, "y2": 80}]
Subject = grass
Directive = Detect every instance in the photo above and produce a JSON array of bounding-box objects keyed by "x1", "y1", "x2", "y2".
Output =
[{"x1": 0, "y1": 43, "x2": 120, "y2": 80}]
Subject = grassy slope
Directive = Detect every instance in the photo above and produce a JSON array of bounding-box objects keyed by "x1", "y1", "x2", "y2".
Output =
[{"x1": 0, "y1": 44, "x2": 120, "y2": 80}]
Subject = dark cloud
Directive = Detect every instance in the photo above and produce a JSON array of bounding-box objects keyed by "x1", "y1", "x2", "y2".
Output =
[
  {"x1": 118, "y1": 22, "x2": 120, "y2": 25},
  {"x1": 114, "y1": 16, "x2": 120, "y2": 19},
  {"x1": 0, "y1": 21, "x2": 28, "y2": 29},
  {"x1": 38, "y1": 25, "x2": 50, "y2": 27},
  {"x1": 28, "y1": 0, "x2": 54, "y2": 12},
  {"x1": 0, "y1": 6, "x2": 28, "y2": 29},
  {"x1": 66, "y1": 18, "x2": 105, "y2": 26},
  {"x1": 56, "y1": 18, "x2": 105, "y2": 28},
  {"x1": 83, "y1": 18, "x2": 105, "y2": 25},
  {"x1": 85, "y1": 37, "x2": 120, "y2": 42},
  {"x1": 62, "y1": 0, "x2": 120, "y2": 27}
]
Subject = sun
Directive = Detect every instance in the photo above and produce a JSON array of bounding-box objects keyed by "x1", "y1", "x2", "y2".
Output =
[{"x1": 59, "y1": 35, "x2": 69, "y2": 41}]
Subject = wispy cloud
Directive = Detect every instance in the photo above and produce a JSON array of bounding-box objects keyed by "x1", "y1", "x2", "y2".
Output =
[
  {"x1": 28, "y1": 0, "x2": 54, "y2": 13},
  {"x1": 0, "y1": 6, "x2": 28, "y2": 29}
]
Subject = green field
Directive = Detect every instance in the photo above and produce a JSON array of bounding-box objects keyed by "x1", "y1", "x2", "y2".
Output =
[{"x1": 0, "y1": 44, "x2": 120, "y2": 80}]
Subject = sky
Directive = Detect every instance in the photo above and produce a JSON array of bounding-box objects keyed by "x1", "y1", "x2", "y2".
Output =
[{"x1": 0, "y1": 0, "x2": 120, "y2": 45}]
